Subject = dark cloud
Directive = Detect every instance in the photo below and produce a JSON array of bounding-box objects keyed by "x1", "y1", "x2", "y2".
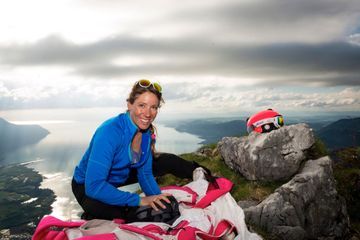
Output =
[
  {"x1": 190, "y1": 0, "x2": 360, "y2": 25},
  {"x1": 0, "y1": 34, "x2": 359, "y2": 87}
]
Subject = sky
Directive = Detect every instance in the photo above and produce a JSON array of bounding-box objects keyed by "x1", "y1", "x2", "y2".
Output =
[{"x1": 0, "y1": 0, "x2": 360, "y2": 118}]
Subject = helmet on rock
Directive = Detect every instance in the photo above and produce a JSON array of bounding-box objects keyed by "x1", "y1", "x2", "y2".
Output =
[{"x1": 246, "y1": 109, "x2": 284, "y2": 134}]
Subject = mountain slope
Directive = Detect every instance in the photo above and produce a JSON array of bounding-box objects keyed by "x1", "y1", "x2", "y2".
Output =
[
  {"x1": 0, "y1": 118, "x2": 49, "y2": 159},
  {"x1": 317, "y1": 118, "x2": 360, "y2": 149},
  {"x1": 169, "y1": 119, "x2": 247, "y2": 144},
  {"x1": 167, "y1": 116, "x2": 360, "y2": 149}
]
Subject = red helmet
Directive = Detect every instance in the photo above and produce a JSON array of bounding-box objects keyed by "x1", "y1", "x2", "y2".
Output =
[{"x1": 246, "y1": 109, "x2": 284, "y2": 133}]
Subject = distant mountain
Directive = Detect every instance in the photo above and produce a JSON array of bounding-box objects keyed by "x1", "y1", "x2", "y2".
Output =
[
  {"x1": 317, "y1": 117, "x2": 360, "y2": 149},
  {"x1": 0, "y1": 118, "x2": 49, "y2": 160},
  {"x1": 166, "y1": 116, "x2": 360, "y2": 149},
  {"x1": 167, "y1": 119, "x2": 247, "y2": 144}
]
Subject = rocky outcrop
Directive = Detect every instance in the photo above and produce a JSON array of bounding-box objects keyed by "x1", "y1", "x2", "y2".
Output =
[
  {"x1": 218, "y1": 123, "x2": 315, "y2": 181},
  {"x1": 244, "y1": 156, "x2": 349, "y2": 240}
]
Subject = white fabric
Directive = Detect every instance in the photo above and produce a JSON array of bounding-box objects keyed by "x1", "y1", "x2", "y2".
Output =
[
  {"x1": 161, "y1": 169, "x2": 262, "y2": 239},
  {"x1": 161, "y1": 188, "x2": 194, "y2": 203},
  {"x1": 171, "y1": 207, "x2": 212, "y2": 233},
  {"x1": 186, "y1": 168, "x2": 209, "y2": 200},
  {"x1": 66, "y1": 169, "x2": 262, "y2": 240},
  {"x1": 205, "y1": 193, "x2": 261, "y2": 240}
]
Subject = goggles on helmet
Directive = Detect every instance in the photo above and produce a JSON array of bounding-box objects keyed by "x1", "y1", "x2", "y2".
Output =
[
  {"x1": 247, "y1": 115, "x2": 284, "y2": 134},
  {"x1": 136, "y1": 79, "x2": 162, "y2": 93}
]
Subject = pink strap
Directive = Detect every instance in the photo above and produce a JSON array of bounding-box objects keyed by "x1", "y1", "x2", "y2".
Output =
[
  {"x1": 75, "y1": 233, "x2": 117, "y2": 240},
  {"x1": 194, "y1": 178, "x2": 233, "y2": 208},
  {"x1": 119, "y1": 224, "x2": 162, "y2": 240},
  {"x1": 161, "y1": 185, "x2": 198, "y2": 204}
]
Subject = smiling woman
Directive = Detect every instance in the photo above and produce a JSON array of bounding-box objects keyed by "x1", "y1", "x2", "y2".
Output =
[{"x1": 71, "y1": 80, "x2": 170, "y2": 221}]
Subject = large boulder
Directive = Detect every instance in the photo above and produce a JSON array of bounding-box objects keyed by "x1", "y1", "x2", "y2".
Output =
[
  {"x1": 218, "y1": 123, "x2": 315, "y2": 181},
  {"x1": 244, "y1": 156, "x2": 350, "y2": 240}
]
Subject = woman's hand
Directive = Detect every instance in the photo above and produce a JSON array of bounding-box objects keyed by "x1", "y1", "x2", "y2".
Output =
[{"x1": 140, "y1": 193, "x2": 172, "y2": 211}]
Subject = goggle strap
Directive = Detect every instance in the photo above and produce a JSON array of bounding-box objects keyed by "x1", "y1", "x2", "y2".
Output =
[{"x1": 252, "y1": 117, "x2": 276, "y2": 128}]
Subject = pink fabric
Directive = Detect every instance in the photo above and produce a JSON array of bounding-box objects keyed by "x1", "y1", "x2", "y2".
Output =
[
  {"x1": 194, "y1": 178, "x2": 233, "y2": 209},
  {"x1": 32, "y1": 215, "x2": 85, "y2": 240},
  {"x1": 112, "y1": 219, "x2": 125, "y2": 224},
  {"x1": 213, "y1": 219, "x2": 235, "y2": 236},
  {"x1": 174, "y1": 219, "x2": 235, "y2": 240},
  {"x1": 176, "y1": 226, "x2": 199, "y2": 240},
  {"x1": 33, "y1": 178, "x2": 239, "y2": 240},
  {"x1": 142, "y1": 224, "x2": 167, "y2": 235}
]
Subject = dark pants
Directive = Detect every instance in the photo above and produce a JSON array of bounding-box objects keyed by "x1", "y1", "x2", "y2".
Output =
[
  {"x1": 72, "y1": 178, "x2": 137, "y2": 221},
  {"x1": 72, "y1": 153, "x2": 196, "y2": 221}
]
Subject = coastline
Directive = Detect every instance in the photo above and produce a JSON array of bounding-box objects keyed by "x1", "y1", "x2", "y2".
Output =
[{"x1": 0, "y1": 164, "x2": 56, "y2": 239}]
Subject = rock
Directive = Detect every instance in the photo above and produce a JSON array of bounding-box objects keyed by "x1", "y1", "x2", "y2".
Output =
[
  {"x1": 238, "y1": 200, "x2": 258, "y2": 209},
  {"x1": 0, "y1": 229, "x2": 10, "y2": 240},
  {"x1": 218, "y1": 123, "x2": 315, "y2": 181},
  {"x1": 195, "y1": 146, "x2": 220, "y2": 158},
  {"x1": 195, "y1": 147, "x2": 214, "y2": 157},
  {"x1": 244, "y1": 156, "x2": 350, "y2": 239}
]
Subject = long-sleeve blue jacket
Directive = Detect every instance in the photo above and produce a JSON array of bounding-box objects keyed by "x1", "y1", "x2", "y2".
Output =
[{"x1": 73, "y1": 111, "x2": 161, "y2": 206}]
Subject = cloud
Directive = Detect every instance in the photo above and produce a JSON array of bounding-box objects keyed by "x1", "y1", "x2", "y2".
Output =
[
  {"x1": 1, "y1": 78, "x2": 359, "y2": 114},
  {"x1": 167, "y1": 0, "x2": 360, "y2": 43},
  {"x1": 0, "y1": 35, "x2": 359, "y2": 87},
  {"x1": 0, "y1": 80, "x2": 129, "y2": 110},
  {"x1": 0, "y1": 0, "x2": 359, "y2": 112}
]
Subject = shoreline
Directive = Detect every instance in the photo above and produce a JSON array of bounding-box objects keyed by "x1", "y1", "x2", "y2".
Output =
[{"x1": 0, "y1": 164, "x2": 56, "y2": 239}]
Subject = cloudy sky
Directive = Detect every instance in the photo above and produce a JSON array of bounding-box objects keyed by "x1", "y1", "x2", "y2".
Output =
[{"x1": 0, "y1": 0, "x2": 359, "y2": 117}]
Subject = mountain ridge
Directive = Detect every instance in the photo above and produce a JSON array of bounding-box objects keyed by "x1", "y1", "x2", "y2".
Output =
[
  {"x1": 0, "y1": 118, "x2": 49, "y2": 161},
  {"x1": 166, "y1": 116, "x2": 360, "y2": 149}
]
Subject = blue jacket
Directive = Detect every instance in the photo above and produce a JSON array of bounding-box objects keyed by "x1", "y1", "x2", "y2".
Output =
[{"x1": 73, "y1": 112, "x2": 161, "y2": 206}]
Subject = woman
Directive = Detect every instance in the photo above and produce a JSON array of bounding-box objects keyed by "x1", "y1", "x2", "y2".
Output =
[{"x1": 72, "y1": 80, "x2": 177, "y2": 222}]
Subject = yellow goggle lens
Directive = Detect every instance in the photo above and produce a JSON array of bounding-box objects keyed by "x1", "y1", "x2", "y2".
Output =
[
  {"x1": 138, "y1": 79, "x2": 151, "y2": 88},
  {"x1": 136, "y1": 79, "x2": 162, "y2": 93},
  {"x1": 278, "y1": 116, "x2": 284, "y2": 126},
  {"x1": 153, "y1": 82, "x2": 162, "y2": 93}
]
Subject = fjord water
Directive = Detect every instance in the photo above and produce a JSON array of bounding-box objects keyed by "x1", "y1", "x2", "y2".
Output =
[{"x1": 1, "y1": 108, "x2": 203, "y2": 220}]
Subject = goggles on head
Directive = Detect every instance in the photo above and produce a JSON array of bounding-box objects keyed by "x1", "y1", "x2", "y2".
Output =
[
  {"x1": 136, "y1": 79, "x2": 162, "y2": 93},
  {"x1": 247, "y1": 115, "x2": 284, "y2": 134}
]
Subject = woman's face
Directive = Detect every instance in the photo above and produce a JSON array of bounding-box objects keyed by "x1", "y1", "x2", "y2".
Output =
[{"x1": 127, "y1": 91, "x2": 160, "y2": 130}]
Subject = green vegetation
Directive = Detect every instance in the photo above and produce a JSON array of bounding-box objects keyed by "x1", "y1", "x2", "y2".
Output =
[
  {"x1": 331, "y1": 147, "x2": 360, "y2": 236},
  {"x1": 0, "y1": 165, "x2": 55, "y2": 237},
  {"x1": 307, "y1": 137, "x2": 328, "y2": 160},
  {"x1": 301, "y1": 139, "x2": 360, "y2": 237}
]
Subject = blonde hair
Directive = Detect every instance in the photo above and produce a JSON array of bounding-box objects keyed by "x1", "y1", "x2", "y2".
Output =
[{"x1": 127, "y1": 80, "x2": 164, "y2": 156}]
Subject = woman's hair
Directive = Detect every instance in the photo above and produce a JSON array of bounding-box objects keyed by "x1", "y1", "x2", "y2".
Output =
[
  {"x1": 126, "y1": 81, "x2": 164, "y2": 106},
  {"x1": 127, "y1": 81, "x2": 164, "y2": 156}
]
